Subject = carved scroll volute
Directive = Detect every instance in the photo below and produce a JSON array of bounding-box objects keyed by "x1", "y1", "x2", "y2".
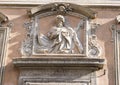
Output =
[
  {"x1": 88, "y1": 37, "x2": 102, "y2": 57},
  {"x1": 88, "y1": 23, "x2": 102, "y2": 57},
  {"x1": 21, "y1": 20, "x2": 34, "y2": 56}
]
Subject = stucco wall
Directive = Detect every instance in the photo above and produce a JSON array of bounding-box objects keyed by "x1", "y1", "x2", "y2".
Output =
[
  {"x1": 92, "y1": 7, "x2": 118, "y2": 85},
  {"x1": 0, "y1": 6, "x2": 118, "y2": 85}
]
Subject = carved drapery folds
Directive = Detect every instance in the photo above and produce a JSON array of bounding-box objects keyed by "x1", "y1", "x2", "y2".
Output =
[{"x1": 21, "y1": 3, "x2": 102, "y2": 58}]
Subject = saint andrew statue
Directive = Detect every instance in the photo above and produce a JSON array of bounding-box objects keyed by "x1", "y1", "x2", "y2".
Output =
[{"x1": 37, "y1": 15, "x2": 83, "y2": 54}]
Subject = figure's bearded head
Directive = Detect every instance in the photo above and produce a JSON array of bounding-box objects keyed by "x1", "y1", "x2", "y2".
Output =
[{"x1": 56, "y1": 15, "x2": 65, "y2": 23}]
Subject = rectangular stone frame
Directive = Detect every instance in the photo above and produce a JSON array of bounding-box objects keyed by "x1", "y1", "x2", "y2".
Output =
[
  {"x1": 32, "y1": 13, "x2": 90, "y2": 56},
  {"x1": 0, "y1": 27, "x2": 9, "y2": 85},
  {"x1": 114, "y1": 30, "x2": 120, "y2": 85}
]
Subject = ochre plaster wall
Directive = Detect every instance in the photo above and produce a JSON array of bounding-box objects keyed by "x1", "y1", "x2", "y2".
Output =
[
  {"x1": 92, "y1": 7, "x2": 118, "y2": 85},
  {"x1": 0, "y1": 7, "x2": 119, "y2": 85},
  {"x1": 0, "y1": 8, "x2": 29, "y2": 85}
]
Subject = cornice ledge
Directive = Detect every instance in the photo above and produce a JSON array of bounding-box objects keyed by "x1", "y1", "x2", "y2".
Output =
[{"x1": 13, "y1": 57, "x2": 105, "y2": 70}]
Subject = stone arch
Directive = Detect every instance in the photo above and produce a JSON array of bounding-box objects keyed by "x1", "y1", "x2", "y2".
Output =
[{"x1": 28, "y1": 3, "x2": 96, "y2": 19}]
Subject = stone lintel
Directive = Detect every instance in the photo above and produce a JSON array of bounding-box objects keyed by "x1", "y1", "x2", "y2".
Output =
[{"x1": 13, "y1": 57, "x2": 104, "y2": 70}]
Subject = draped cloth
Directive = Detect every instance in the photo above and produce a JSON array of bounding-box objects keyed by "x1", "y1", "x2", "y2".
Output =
[{"x1": 38, "y1": 26, "x2": 83, "y2": 54}]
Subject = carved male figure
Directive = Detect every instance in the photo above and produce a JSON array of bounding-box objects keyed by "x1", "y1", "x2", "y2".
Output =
[{"x1": 37, "y1": 15, "x2": 83, "y2": 54}]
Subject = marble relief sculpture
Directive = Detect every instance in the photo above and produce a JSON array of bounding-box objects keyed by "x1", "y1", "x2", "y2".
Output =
[
  {"x1": 36, "y1": 15, "x2": 83, "y2": 54},
  {"x1": 21, "y1": 3, "x2": 102, "y2": 57}
]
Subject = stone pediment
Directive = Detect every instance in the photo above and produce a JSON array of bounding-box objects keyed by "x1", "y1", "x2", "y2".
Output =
[{"x1": 28, "y1": 3, "x2": 96, "y2": 19}]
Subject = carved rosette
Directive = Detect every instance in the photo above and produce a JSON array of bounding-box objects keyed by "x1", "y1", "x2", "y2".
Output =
[{"x1": 51, "y1": 3, "x2": 72, "y2": 14}]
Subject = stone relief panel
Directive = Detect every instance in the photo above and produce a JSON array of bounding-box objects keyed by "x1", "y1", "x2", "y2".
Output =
[
  {"x1": 21, "y1": 3, "x2": 102, "y2": 57},
  {"x1": 22, "y1": 15, "x2": 86, "y2": 56},
  {"x1": 34, "y1": 15, "x2": 84, "y2": 54}
]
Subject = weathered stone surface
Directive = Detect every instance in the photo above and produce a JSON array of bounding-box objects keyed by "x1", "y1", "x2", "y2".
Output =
[
  {"x1": 13, "y1": 57, "x2": 104, "y2": 70},
  {"x1": 0, "y1": 0, "x2": 120, "y2": 6},
  {"x1": 13, "y1": 57, "x2": 104, "y2": 85},
  {"x1": 28, "y1": 3, "x2": 96, "y2": 19},
  {"x1": 17, "y1": 65, "x2": 95, "y2": 85}
]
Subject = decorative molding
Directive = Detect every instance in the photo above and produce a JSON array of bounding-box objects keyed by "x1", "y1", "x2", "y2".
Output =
[
  {"x1": 27, "y1": 82, "x2": 90, "y2": 85},
  {"x1": 88, "y1": 23, "x2": 102, "y2": 57},
  {"x1": 13, "y1": 57, "x2": 104, "y2": 70},
  {"x1": 0, "y1": 12, "x2": 9, "y2": 85},
  {"x1": 28, "y1": 3, "x2": 96, "y2": 19},
  {"x1": 13, "y1": 57, "x2": 104, "y2": 85},
  {"x1": 21, "y1": 21, "x2": 34, "y2": 56},
  {"x1": 114, "y1": 29, "x2": 120, "y2": 85},
  {"x1": 111, "y1": 15, "x2": 120, "y2": 85},
  {"x1": 0, "y1": 27, "x2": 9, "y2": 85},
  {"x1": 88, "y1": 37, "x2": 102, "y2": 57},
  {"x1": 0, "y1": 0, "x2": 120, "y2": 7}
]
